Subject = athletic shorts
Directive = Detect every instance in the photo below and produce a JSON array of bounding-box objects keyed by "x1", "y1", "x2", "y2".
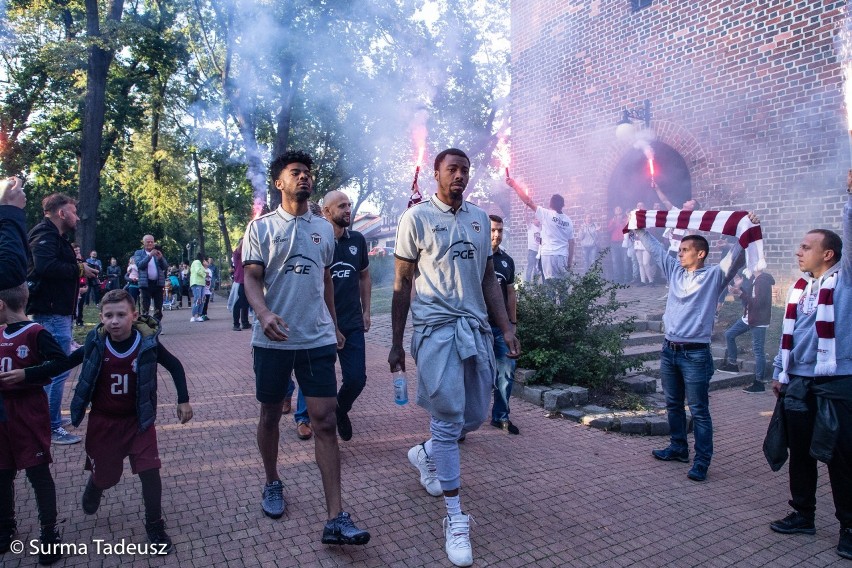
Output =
[
  {"x1": 254, "y1": 344, "x2": 338, "y2": 402},
  {"x1": 84, "y1": 413, "x2": 160, "y2": 489},
  {"x1": 0, "y1": 390, "x2": 52, "y2": 470}
]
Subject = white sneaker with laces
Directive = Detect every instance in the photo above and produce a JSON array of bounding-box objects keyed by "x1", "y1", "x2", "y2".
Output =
[
  {"x1": 407, "y1": 443, "x2": 441, "y2": 496},
  {"x1": 443, "y1": 513, "x2": 473, "y2": 567},
  {"x1": 51, "y1": 426, "x2": 81, "y2": 445}
]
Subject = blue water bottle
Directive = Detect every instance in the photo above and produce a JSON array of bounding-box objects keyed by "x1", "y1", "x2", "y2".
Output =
[{"x1": 393, "y1": 371, "x2": 409, "y2": 405}]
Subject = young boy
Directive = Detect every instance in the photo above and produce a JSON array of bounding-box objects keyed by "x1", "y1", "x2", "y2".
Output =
[
  {"x1": 68, "y1": 289, "x2": 193, "y2": 553},
  {"x1": 0, "y1": 283, "x2": 65, "y2": 565}
]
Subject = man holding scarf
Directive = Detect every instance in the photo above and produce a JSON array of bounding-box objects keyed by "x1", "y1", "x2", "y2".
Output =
[{"x1": 768, "y1": 181, "x2": 852, "y2": 561}]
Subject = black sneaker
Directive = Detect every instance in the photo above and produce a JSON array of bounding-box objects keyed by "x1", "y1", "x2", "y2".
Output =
[
  {"x1": 321, "y1": 512, "x2": 370, "y2": 545},
  {"x1": 82, "y1": 477, "x2": 103, "y2": 515},
  {"x1": 38, "y1": 524, "x2": 62, "y2": 565},
  {"x1": 770, "y1": 511, "x2": 816, "y2": 535},
  {"x1": 838, "y1": 528, "x2": 852, "y2": 560},
  {"x1": 717, "y1": 361, "x2": 740, "y2": 372},
  {"x1": 145, "y1": 518, "x2": 174, "y2": 555},
  {"x1": 687, "y1": 463, "x2": 708, "y2": 482},
  {"x1": 491, "y1": 419, "x2": 520, "y2": 435},
  {"x1": 336, "y1": 408, "x2": 353, "y2": 441},
  {"x1": 261, "y1": 480, "x2": 286, "y2": 519},
  {"x1": 743, "y1": 381, "x2": 766, "y2": 393},
  {"x1": 232, "y1": 324, "x2": 241, "y2": 331},
  {"x1": 651, "y1": 446, "x2": 689, "y2": 463},
  {"x1": 0, "y1": 519, "x2": 16, "y2": 553}
]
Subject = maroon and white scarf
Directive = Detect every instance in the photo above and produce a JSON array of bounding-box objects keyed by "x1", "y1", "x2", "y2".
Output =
[
  {"x1": 625, "y1": 209, "x2": 766, "y2": 273},
  {"x1": 778, "y1": 268, "x2": 840, "y2": 383}
]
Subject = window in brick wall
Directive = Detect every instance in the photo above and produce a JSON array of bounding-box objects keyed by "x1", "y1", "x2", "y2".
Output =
[{"x1": 631, "y1": 0, "x2": 652, "y2": 11}]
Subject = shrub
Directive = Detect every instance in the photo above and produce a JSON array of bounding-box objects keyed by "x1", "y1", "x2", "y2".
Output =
[{"x1": 516, "y1": 256, "x2": 639, "y2": 390}]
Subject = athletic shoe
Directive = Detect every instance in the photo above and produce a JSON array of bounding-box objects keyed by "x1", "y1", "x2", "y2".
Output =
[
  {"x1": 0, "y1": 520, "x2": 16, "y2": 553},
  {"x1": 651, "y1": 446, "x2": 689, "y2": 463},
  {"x1": 770, "y1": 511, "x2": 816, "y2": 535},
  {"x1": 717, "y1": 361, "x2": 740, "y2": 372},
  {"x1": 336, "y1": 408, "x2": 353, "y2": 441},
  {"x1": 59, "y1": 418, "x2": 72, "y2": 428},
  {"x1": 200, "y1": 315, "x2": 209, "y2": 321},
  {"x1": 687, "y1": 463, "x2": 708, "y2": 481},
  {"x1": 743, "y1": 381, "x2": 766, "y2": 393},
  {"x1": 82, "y1": 477, "x2": 103, "y2": 515},
  {"x1": 241, "y1": 323, "x2": 252, "y2": 329},
  {"x1": 444, "y1": 513, "x2": 473, "y2": 567},
  {"x1": 38, "y1": 524, "x2": 62, "y2": 565},
  {"x1": 321, "y1": 511, "x2": 370, "y2": 545},
  {"x1": 190, "y1": 316, "x2": 199, "y2": 322},
  {"x1": 490, "y1": 419, "x2": 520, "y2": 435},
  {"x1": 232, "y1": 324, "x2": 241, "y2": 331},
  {"x1": 51, "y1": 427, "x2": 81, "y2": 445},
  {"x1": 407, "y1": 443, "x2": 442, "y2": 496},
  {"x1": 838, "y1": 528, "x2": 852, "y2": 560},
  {"x1": 145, "y1": 518, "x2": 174, "y2": 554},
  {"x1": 261, "y1": 480, "x2": 286, "y2": 519},
  {"x1": 296, "y1": 422, "x2": 313, "y2": 440}
]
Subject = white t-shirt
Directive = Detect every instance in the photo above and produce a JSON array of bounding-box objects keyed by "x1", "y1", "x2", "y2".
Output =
[
  {"x1": 526, "y1": 224, "x2": 541, "y2": 252},
  {"x1": 535, "y1": 206, "x2": 574, "y2": 256}
]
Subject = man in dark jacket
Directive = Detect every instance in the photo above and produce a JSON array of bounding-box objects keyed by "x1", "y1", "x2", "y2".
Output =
[
  {"x1": 26, "y1": 193, "x2": 97, "y2": 445},
  {"x1": 133, "y1": 235, "x2": 168, "y2": 321},
  {"x1": 718, "y1": 269, "x2": 775, "y2": 392},
  {"x1": 0, "y1": 177, "x2": 28, "y2": 290}
]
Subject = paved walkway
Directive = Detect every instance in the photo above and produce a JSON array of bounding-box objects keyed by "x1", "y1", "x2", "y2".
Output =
[{"x1": 5, "y1": 292, "x2": 846, "y2": 567}]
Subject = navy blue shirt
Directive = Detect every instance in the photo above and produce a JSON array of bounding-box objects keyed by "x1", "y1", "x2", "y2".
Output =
[
  {"x1": 330, "y1": 229, "x2": 369, "y2": 333},
  {"x1": 491, "y1": 247, "x2": 515, "y2": 324}
]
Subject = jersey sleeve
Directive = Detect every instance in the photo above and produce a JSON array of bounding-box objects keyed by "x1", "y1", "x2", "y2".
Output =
[
  {"x1": 22, "y1": 330, "x2": 72, "y2": 386},
  {"x1": 157, "y1": 343, "x2": 190, "y2": 404},
  {"x1": 358, "y1": 233, "x2": 369, "y2": 270},
  {"x1": 394, "y1": 209, "x2": 419, "y2": 262},
  {"x1": 242, "y1": 219, "x2": 265, "y2": 267}
]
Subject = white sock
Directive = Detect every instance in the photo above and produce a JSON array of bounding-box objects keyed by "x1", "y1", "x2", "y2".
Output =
[
  {"x1": 424, "y1": 438, "x2": 433, "y2": 456},
  {"x1": 444, "y1": 494, "x2": 462, "y2": 517}
]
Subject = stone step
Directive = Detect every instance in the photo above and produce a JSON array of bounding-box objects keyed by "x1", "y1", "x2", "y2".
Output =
[
  {"x1": 709, "y1": 369, "x2": 754, "y2": 390},
  {"x1": 623, "y1": 330, "x2": 666, "y2": 347},
  {"x1": 622, "y1": 343, "x2": 662, "y2": 358},
  {"x1": 619, "y1": 374, "x2": 657, "y2": 394}
]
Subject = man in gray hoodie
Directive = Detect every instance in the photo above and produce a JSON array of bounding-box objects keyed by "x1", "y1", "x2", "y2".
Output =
[{"x1": 631, "y1": 214, "x2": 757, "y2": 482}]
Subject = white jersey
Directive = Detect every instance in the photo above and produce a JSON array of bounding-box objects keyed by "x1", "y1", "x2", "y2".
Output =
[
  {"x1": 527, "y1": 224, "x2": 541, "y2": 252},
  {"x1": 535, "y1": 206, "x2": 574, "y2": 256}
]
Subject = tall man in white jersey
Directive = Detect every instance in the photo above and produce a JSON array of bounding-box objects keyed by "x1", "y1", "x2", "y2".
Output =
[
  {"x1": 243, "y1": 151, "x2": 369, "y2": 546},
  {"x1": 389, "y1": 148, "x2": 520, "y2": 567},
  {"x1": 507, "y1": 176, "x2": 574, "y2": 280}
]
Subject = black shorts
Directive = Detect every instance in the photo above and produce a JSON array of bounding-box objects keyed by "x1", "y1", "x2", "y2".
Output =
[{"x1": 254, "y1": 344, "x2": 338, "y2": 402}]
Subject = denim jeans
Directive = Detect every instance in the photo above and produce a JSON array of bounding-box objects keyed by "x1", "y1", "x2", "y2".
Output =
[
  {"x1": 285, "y1": 378, "x2": 309, "y2": 424},
  {"x1": 660, "y1": 344, "x2": 714, "y2": 467},
  {"x1": 582, "y1": 245, "x2": 597, "y2": 273},
  {"x1": 490, "y1": 326, "x2": 516, "y2": 423},
  {"x1": 724, "y1": 319, "x2": 768, "y2": 381},
  {"x1": 191, "y1": 285, "x2": 204, "y2": 317},
  {"x1": 608, "y1": 245, "x2": 626, "y2": 283},
  {"x1": 32, "y1": 314, "x2": 72, "y2": 430},
  {"x1": 524, "y1": 249, "x2": 541, "y2": 284}
]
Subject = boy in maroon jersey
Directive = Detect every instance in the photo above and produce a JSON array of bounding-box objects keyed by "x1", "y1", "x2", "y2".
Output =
[
  {"x1": 67, "y1": 289, "x2": 193, "y2": 553},
  {"x1": 0, "y1": 283, "x2": 66, "y2": 565}
]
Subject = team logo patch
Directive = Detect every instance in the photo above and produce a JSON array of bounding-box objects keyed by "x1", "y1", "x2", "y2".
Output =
[
  {"x1": 471, "y1": 221, "x2": 481, "y2": 233},
  {"x1": 349, "y1": 246, "x2": 357, "y2": 255},
  {"x1": 16, "y1": 345, "x2": 29, "y2": 359},
  {"x1": 502, "y1": 260, "x2": 508, "y2": 268},
  {"x1": 311, "y1": 233, "x2": 322, "y2": 244},
  {"x1": 131, "y1": 358, "x2": 138, "y2": 373}
]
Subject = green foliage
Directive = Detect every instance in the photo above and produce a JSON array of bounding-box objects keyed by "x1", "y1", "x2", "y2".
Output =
[{"x1": 516, "y1": 258, "x2": 639, "y2": 390}]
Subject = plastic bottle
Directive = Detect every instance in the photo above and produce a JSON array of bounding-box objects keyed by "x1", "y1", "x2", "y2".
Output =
[{"x1": 393, "y1": 371, "x2": 409, "y2": 405}]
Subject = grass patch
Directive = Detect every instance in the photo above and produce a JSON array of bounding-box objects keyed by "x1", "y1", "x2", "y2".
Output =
[{"x1": 370, "y1": 286, "x2": 394, "y2": 316}]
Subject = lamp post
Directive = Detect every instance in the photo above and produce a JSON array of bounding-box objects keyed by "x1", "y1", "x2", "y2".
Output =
[{"x1": 615, "y1": 99, "x2": 652, "y2": 142}]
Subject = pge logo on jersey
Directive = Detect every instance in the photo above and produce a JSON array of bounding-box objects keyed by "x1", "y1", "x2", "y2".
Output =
[
  {"x1": 450, "y1": 241, "x2": 477, "y2": 261},
  {"x1": 283, "y1": 254, "x2": 320, "y2": 275}
]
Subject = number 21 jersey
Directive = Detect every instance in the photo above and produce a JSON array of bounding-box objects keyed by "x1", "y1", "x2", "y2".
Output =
[{"x1": 91, "y1": 332, "x2": 141, "y2": 417}]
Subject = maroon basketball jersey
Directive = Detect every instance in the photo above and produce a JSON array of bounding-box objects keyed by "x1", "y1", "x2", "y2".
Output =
[
  {"x1": 0, "y1": 323, "x2": 45, "y2": 391},
  {"x1": 91, "y1": 333, "x2": 141, "y2": 417}
]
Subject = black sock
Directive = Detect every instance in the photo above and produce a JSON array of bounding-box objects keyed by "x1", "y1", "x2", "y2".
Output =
[
  {"x1": 139, "y1": 469, "x2": 162, "y2": 524},
  {"x1": 0, "y1": 469, "x2": 15, "y2": 526},
  {"x1": 25, "y1": 464, "x2": 57, "y2": 527}
]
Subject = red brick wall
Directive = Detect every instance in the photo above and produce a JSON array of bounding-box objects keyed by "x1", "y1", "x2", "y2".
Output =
[{"x1": 509, "y1": 0, "x2": 848, "y2": 288}]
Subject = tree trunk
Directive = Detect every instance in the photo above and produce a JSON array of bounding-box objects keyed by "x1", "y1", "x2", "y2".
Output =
[
  {"x1": 216, "y1": 198, "x2": 232, "y2": 260},
  {"x1": 192, "y1": 151, "x2": 206, "y2": 259},
  {"x1": 77, "y1": 0, "x2": 125, "y2": 255},
  {"x1": 268, "y1": 60, "x2": 302, "y2": 210}
]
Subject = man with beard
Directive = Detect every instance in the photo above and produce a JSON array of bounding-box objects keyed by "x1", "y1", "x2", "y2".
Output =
[
  {"x1": 389, "y1": 148, "x2": 520, "y2": 567},
  {"x1": 321, "y1": 190, "x2": 371, "y2": 441},
  {"x1": 242, "y1": 151, "x2": 369, "y2": 546}
]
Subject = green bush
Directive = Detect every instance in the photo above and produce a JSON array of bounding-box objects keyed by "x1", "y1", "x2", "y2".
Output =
[{"x1": 516, "y1": 257, "x2": 639, "y2": 390}]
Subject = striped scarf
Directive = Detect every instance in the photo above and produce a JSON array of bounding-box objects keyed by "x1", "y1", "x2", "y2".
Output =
[
  {"x1": 625, "y1": 209, "x2": 766, "y2": 273},
  {"x1": 778, "y1": 269, "x2": 839, "y2": 383}
]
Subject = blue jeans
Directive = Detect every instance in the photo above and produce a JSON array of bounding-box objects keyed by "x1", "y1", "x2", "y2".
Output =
[
  {"x1": 191, "y1": 284, "x2": 204, "y2": 317},
  {"x1": 490, "y1": 326, "x2": 516, "y2": 423},
  {"x1": 32, "y1": 314, "x2": 73, "y2": 430},
  {"x1": 660, "y1": 344, "x2": 714, "y2": 467},
  {"x1": 724, "y1": 319, "x2": 767, "y2": 381},
  {"x1": 285, "y1": 378, "x2": 309, "y2": 424},
  {"x1": 582, "y1": 245, "x2": 597, "y2": 273}
]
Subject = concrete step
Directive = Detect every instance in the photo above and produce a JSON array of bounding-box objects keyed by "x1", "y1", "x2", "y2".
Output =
[
  {"x1": 709, "y1": 369, "x2": 754, "y2": 391},
  {"x1": 623, "y1": 343, "x2": 662, "y2": 358},
  {"x1": 623, "y1": 330, "x2": 666, "y2": 347},
  {"x1": 619, "y1": 374, "x2": 657, "y2": 394}
]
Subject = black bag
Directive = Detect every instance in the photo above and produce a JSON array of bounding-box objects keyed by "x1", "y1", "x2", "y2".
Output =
[{"x1": 763, "y1": 395, "x2": 788, "y2": 472}]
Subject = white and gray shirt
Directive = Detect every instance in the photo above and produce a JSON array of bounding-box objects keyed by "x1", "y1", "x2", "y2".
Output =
[
  {"x1": 243, "y1": 207, "x2": 336, "y2": 350},
  {"x1": 395, "y1": 196, "x2": 492, "y2": 331}
]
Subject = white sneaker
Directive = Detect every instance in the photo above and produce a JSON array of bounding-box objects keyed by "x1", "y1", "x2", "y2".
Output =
[
  {"x1": 443, "y1": 513, "x2": 473, "y2": 567},
  {"x1": 190, "y1": 316, "x2": 198, "y2": 322},
  {"x1": 407, "y1": 443, "x2": 441, "y2": 496}
]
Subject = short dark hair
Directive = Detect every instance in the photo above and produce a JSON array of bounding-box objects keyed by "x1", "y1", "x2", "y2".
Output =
[
  {"x1": 270, "y1": 151, "x2": 313, "y2": 182},
  {"x1": 808, "y1": 229, "x2": 842, "y2": 264},
  {"x1": 42, "y1": 193, "x2": 76, "y2": 215},
  {"x1": 434, "y1": 148, "x2": 469, "y2": 171},
  {"x1": 550, "y1": 194, "x2": 564, "y2": 210},
  {"x1": 681, "y1": 235, "x2": 709, "y2": 256},
  {"x1": 99, "y1": 289, "x2": 136, "y2": 311},
  {"x1": 489, "y1": 214, "x2": 503, "y2": 224},
  {"x1": 0, "y1": 283, "x2": 28, "y2": 311}
]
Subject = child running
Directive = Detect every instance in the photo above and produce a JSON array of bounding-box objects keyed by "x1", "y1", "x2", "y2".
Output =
[
  {"x1": 68, "y1": 289, "x2": 193, "y2": 553},
  {"x1": 0, "y1": 283, "x2": 66, "y2": 565}
]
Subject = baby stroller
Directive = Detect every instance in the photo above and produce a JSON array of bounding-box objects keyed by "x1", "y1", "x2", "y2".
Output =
[{"x1": 162, "y1": 274, "x2": 181, "y2": 310}]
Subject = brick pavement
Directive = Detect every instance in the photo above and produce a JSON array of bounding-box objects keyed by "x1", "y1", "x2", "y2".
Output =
[{"x1": 5, "y1": 294, "x2": 847, "y2": 566}]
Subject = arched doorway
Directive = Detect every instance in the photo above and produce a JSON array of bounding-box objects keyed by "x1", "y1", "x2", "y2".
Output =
[{"x1": 607, "y1": 141, "x2": 692, "y2": 212}]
